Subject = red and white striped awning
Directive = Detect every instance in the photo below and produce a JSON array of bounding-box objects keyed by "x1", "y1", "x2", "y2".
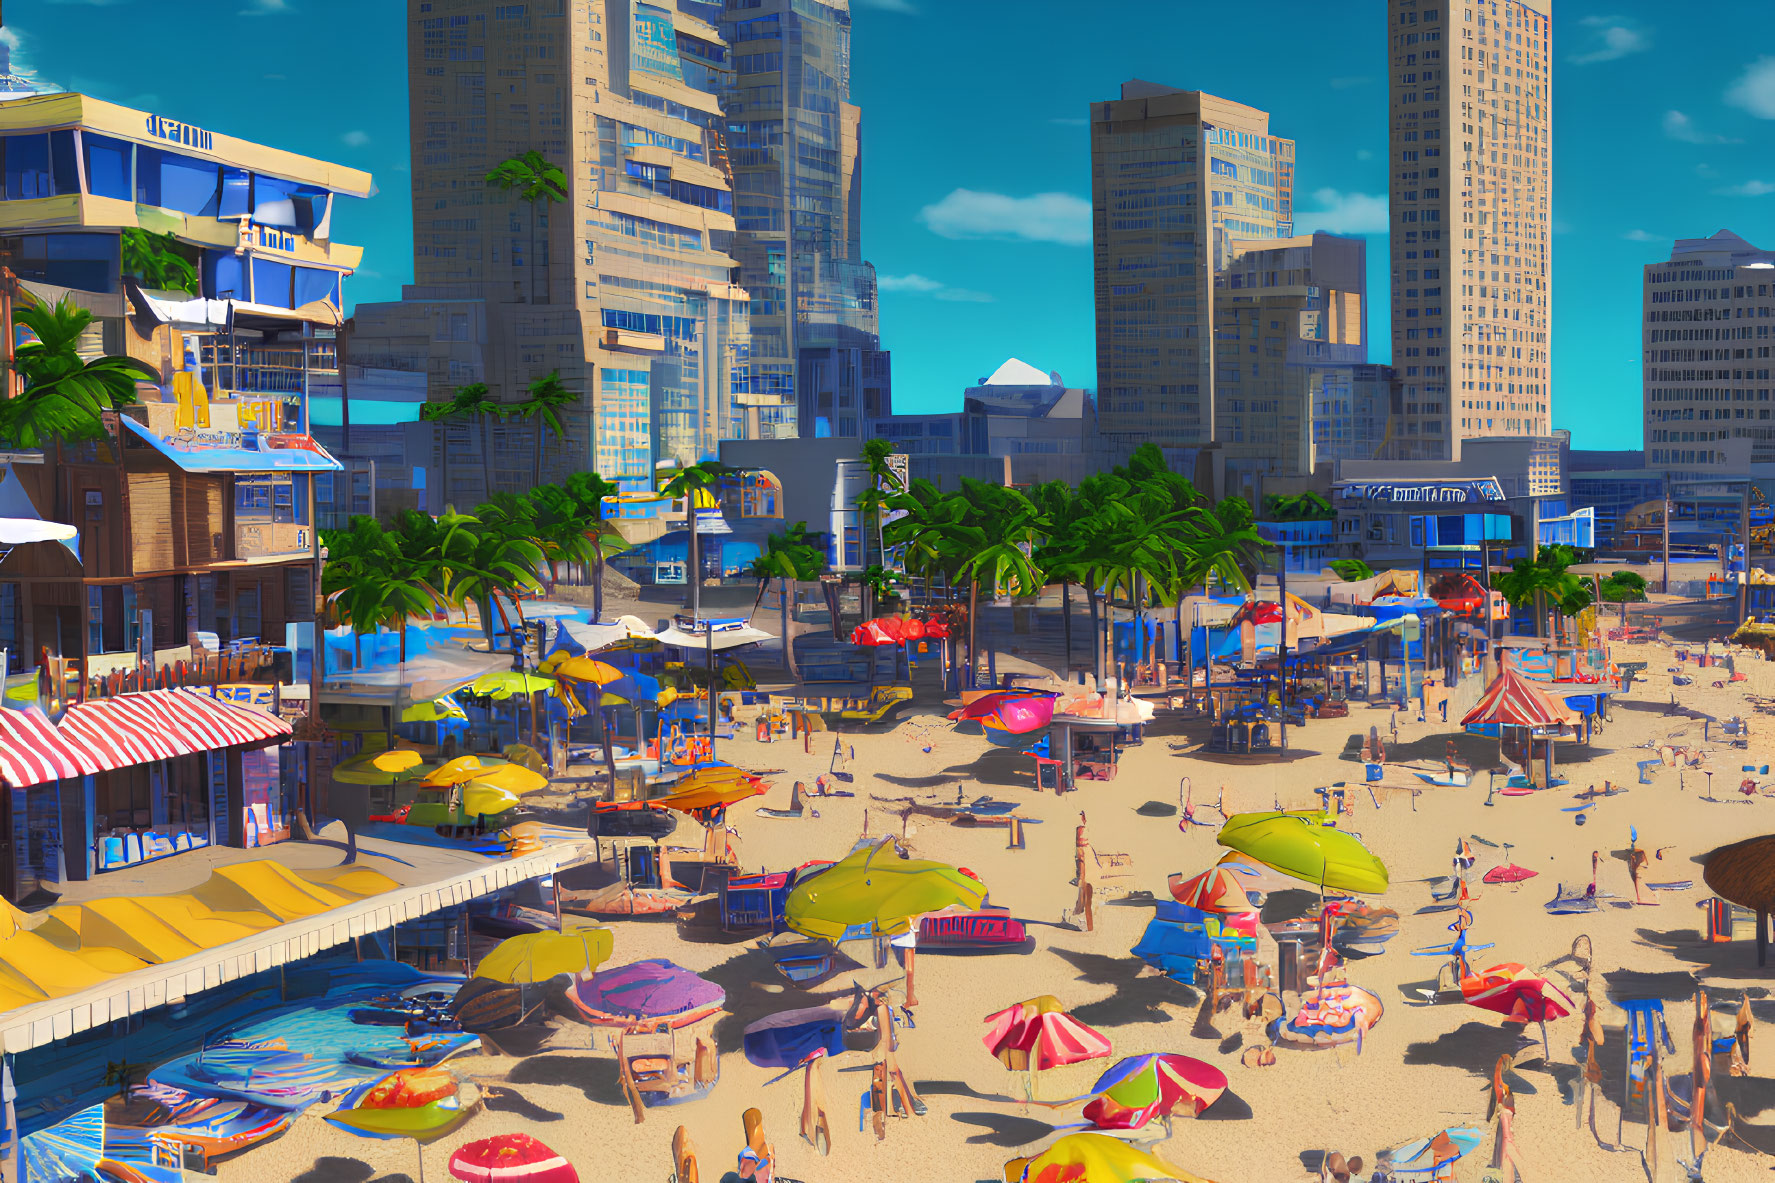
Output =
[{"x1": 0, "y1": 689, "x2": 291, "y2": 789}]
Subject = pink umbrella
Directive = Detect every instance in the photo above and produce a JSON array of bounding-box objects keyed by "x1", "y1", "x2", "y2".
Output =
[
  {"x1": 982, "y1": 996, "x2": 1113, "y2": 1073},
  {"x1": 1167, "y1": 866, "x2": 1254, "y2": 914}
]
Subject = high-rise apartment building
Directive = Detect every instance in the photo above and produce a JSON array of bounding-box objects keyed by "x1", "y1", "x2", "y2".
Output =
[
  {"x1": 352, "y1": 0, "x2": 754, "y2": 502},
  {"x1": 1091, "y1": 82, "x2": 1296, "y2": 448},
  {"x1": 1212, "y1": 232, "x2": 1367, "y2": 492},
  {"x1": 717, "y1": 0, "x2": 889, "y2": 440},
  {"x1": 1387, "y1": 0, "x2": 1552, "y2": 460},
  {"x1": 1642, "y1": 230, "x2": 1775, "y2": 482}
]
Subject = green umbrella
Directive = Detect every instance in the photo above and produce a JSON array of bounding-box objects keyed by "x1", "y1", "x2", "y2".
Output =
[
  {"x1": 784, "y1": 839, "x2": 988, "y2": 942},
  {"x1": 471, "y1": 670, "x2": 558, "y2": 700},
  {"x1": 1215, "y1": 811, "x2": 1389, "y2": 895}
]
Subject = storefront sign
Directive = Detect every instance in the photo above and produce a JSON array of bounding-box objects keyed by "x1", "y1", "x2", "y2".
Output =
[
  {"x1": 144, "y1": 114, "x2": 214, "y2": 151},
  {"x1": 1337, "y1": 479, "x2": 1505, "y2": 505}
]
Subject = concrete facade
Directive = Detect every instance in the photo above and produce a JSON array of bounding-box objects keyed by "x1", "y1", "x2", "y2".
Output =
[
  {"x1": 1091, "y1": 82, "x2": 1296, "y2": 447},
  {"x1": 1388, "y1": 0, "x2": 1553, "y2": 460}
]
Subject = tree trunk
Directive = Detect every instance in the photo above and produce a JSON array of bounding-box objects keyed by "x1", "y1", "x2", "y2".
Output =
[
  {"x1": 1088, "y1": 586, "x2": 1102, "y2": 685},
  {"x1": 1061, "y1": 581, "x2": 1073, "y2": 676},
  {"x1": 967, "y1": 579, "x2": 980, "y2": 689},
  {"x1": 479, "y1": 413, "x2": 494, "y2": 501},
  {"x1": 781, "y1": 576, "x2": 797, "y2": 679},
  {"x1": 593, "y1": 548, "x2": 605, "y2": 622},
  {"x1": 688, "y1": 511, "x2": 701, "y2": 619}
]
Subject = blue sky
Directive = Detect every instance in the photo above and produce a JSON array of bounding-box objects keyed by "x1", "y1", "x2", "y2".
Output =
[{"x1": 10, "y1": 1, "x2": 1775, "y2": 449}]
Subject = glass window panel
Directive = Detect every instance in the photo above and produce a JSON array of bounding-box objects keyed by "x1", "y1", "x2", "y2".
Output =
[{"x1": 82, "y1": 133, "x2": 132, "y2": 200}]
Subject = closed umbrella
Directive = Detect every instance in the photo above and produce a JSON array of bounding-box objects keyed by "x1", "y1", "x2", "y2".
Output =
[
  {"x1": 1216, "y1": 812, "x2": 1390, "y2": 895},
  {"x1": 784, "y1": 838, "x2": 988, "y2": 942},
  {"x1": 549, "y1": 656, "x2": 624, "y2": 685},
  {"x1": 1081, "y1": 1054, "x2": 1228, "y2": 1131},
  {"x1": 1166, "y1": 866, "x2": 1253, "y2": 914},
  {"x1": 449, "y1": 1134, "x2": 579, "y2": 1183},
  {"x1": 1004, "y1": 1133, "x2": 1218, "y2": 1183},
  {"x1": 474, "y1": 930, "x2": 614, "y2": 984},
  {"x1": 1460, "y1": 961, "x2": 1575, "y2": 1058},
  {"x1": 461, "y1": 783, "x2": 522, "y2": 820},
  {"x1": 983, "y1": 995, "x2": 1111, "y2": 1100}
]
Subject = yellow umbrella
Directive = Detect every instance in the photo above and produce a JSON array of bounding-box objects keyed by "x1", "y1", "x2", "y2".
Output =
[
  {"x1": 550, "y1": 656, "x2": 623, "y2": 685},
  {"x1": 401, "y1": 697, "x2": 466, "y2": 723},
  {"x1": 332, "y1": 750, "x2": 431, "y2": 786},
  {"x1": 474, "y1": 929, "x2": 615, "y2": 983},
  {"x1": 784, "y1": 839, "x2": 987, "y2": 942},
  {"x1": 1004, "y1": 1133, "x2": 1216, "y2": 1183},
  {"x1": 466, "y1": 763, "x2": 550, "y2": 796},
  {"x1": 461, "y1": 783, "x2": 522, "y2": 819},
  {"x1": 471, "y1": 670, "x2": 558, "y2": 699},
  {"x1": 420, "y1": 756, "x2": 494, "y2": 787},
  {"x1": 650, "y1": 772, "x2": 766, "y2": 820},
  {"x1": 1215, "y1": 811, "x2": 1390, "y2": 895}
]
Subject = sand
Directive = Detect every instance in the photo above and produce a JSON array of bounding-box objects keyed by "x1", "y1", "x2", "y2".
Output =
[{"x1": 223, "y1": 636, "x2": 1775, "y2": 1183}]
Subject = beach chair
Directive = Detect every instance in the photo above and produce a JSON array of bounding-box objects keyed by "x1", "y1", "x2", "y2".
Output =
[{"x1": 1619, "y1": 998, "x2": 1674, "y2": 1128}]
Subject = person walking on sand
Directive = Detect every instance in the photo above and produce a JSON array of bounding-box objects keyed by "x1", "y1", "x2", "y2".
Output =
[
  {"x1": 1074, "y1": 813, "x2": 1098, "y2": 932},
  {"x1": 1628, "y1": 834, "x2": 1656, "y2": 905}
]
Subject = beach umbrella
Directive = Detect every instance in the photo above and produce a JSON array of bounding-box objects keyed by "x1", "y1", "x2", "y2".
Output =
[
  {"x1": 922, "y1": 616, "x2": 951, "y2": 638},
  {"x1": 850, "y1": 617, "x2": 905, "y2": 646},
  {"x1": 952, "y1": 691, "x2": 1060, "y2": 735},
  {"x1": 571, "y1": 958, "x2": 725, "y2": 1028},
  {"x1": 403, "y1": 697, "x2": 467, "y2": 723},
  {"x1": 1216, "y1": 812, "x2": 1390, "y2": 895},
  {"x1": 1702, "y1": 833, "x2": 1775, "y2": 965},
  {"x1": 471, "y1": 670, "x2": 558, "y2": 699},
  {"x1": 326, "y1": 1067, "x2": 477, "y2": 1181},
  {"x1": 461, "y1": 783, "x2": 522, "y2": 819},
  {"x1": 475, "y1": 929, "x2": 614, "y2": 984},
  {"x1": 1080, "y1": 1054, "x2": 1228, "y2": 1131},
  {"x1": 743, "y1": 1006, "x2": 846, "y2": 1070},
  {"x1": 466, "y1": 762, "x2": 550, "y2": 796},
  {"x1": 983, "y1": 995, "x2": 1112, "y2": 1075},
  {"x1": 449, "y1": 1134, "x2": 579, "y2": 1183},
  {"x1": 1167, "y1": 866, "x2": 1254, "y2": 914},
  {"x1": 1004, "y1": 1132, "x2": 1217, "y2": 1183},
  {"x1": 1481, "y1": 843, "x2": 1538, "y2": 885},
  {"x1": 783, "y1": 838, "x2": 988, "y2": 942},
  {"x1": 332, "y1": 749, "x2": 431, "y2": 786},
  {"x1": 420, "y1": 756, "x2": 493, "y2": 787},
  {"x1": 550, "y1": 656, "x2": 623, "y2": 685},
  {"x1": 1461, "y1": 962, "x2": 1575, "y2": 1057},
  {"x1": 950, "y1": 690, "x2": 1054, "y2": 722},
  {"x1": 650, "y1": 772, "x2": 768, "y2": 823}
]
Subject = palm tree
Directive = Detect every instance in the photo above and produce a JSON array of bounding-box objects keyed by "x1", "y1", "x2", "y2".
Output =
[
  {"x1": 513, "y1": 370, "x2": 577, "y2": 486},
  {"x1": 119, "y1": 228, "x2": 197, "y2": 294},
  {"x1": 320, "y1": 515, "x2": 445, "y2": 663},
  {"x1": 1329, "y1": 558, "x2": 1376, "y2": 583},
  {"x1": 486, "y1": 150, "x2": 568, "y2": 303},
  {"x1": 420, "y1": 382, "x2": 506, "y2": 506},
  {"x1": 660, "y1": 461, "x2": 734, "y2": 619},
  {"x1": 855, "y1": 438, "x2": 903, "y2": 617},
  {"x1": 564, "y1": 471, "x2": 627, "y2": 620},
  {"x1": 3, "y1": 295, "x2": 156, "y2": 449},
  {"x1": 749, "y1": 520, "x2": 824, "y2": 677},
  {"x1": 1496, "y1": 545, "x2": 1594, "y2": 640},
  {"x1": 453, "y1": 522, "x2": 545, "y2": 646},
  {"x1": 1180, "y1": 499, "x2": 1266, "y2": 594},
  {"x1": 527, "y1": 484, "x2": 602, "y2": 590}
]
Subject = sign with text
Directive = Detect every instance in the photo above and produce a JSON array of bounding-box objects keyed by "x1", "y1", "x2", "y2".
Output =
[{"x1": 1336, "y1": 478, "x2": 1505, "y2": 505}]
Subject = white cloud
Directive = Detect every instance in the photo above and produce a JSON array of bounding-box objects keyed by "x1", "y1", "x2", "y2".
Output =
[
  {"x1": 1293, "y1": 189, "x2": 1389, "y2": 235},
  {"x1": 918, "y1": 189, "x2": 1092, "y2": 247},
  {"x1": 241, "y1": 0, "x2": 290, "y2": 13},
  {"x1": 1663, "y1": 110, "x2": 1738, "y2": 144},
  {"x1": 878, "y1": 273, "x2": 994, "y2": 304},
  {"x1": 1717, "y1": 180, "x2": 1775, "y2": 197},
  {"x1": 1356, "y1": 148, "x2": 1375, "y2": 162},
  {"x1": 0, "y1": 28, "x2": 60, "y2": 92},
  {"x1": 877, "y1": 274, "x2": 943, "y2": 293},
  {"x1": 1623, "y1": 229, "x2": 1664, "y2": 242},
  {"x1": 852, "y1": 0, "x2": 915, "y2": 10},
  {"x1": 1571, "y1": 16, "x2": 1649, "y2": 64},
  {"x1": 1728, "y1": 56, "x2": 1775, "y2": 119},
  {"x1": 342, "y1": 130, "x2": 370, "y2": 147}
]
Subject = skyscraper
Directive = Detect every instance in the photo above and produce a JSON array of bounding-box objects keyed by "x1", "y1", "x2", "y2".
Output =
[
  {"x1": 1642, "y1": 230, "x2": 1775, "y2": 483},
  {"x1": 1091, "y1": 82, "x2": 1296, "y2": 449},
  {"x1": 718, "y1": 0, "x2": 889, "y2": 439},
  {"x1": 1212, "y1": 232, "x2": 1368, "y2": 492},
  {"x1": 351, "y1": 0, "x2": 753, "y2": 503},
  {"x1": 1387, "y1": 0, "x2": 1552, "y2": 460}
]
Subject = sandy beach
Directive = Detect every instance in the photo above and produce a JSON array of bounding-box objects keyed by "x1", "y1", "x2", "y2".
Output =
[{"x1": 229, "y1": 633, "x2": 1775, "y2": 1183}]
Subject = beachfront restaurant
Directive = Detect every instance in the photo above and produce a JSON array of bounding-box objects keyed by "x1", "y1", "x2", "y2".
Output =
[{"x1": 0, "y1": 688, "x2": 291, "y2": 902}]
